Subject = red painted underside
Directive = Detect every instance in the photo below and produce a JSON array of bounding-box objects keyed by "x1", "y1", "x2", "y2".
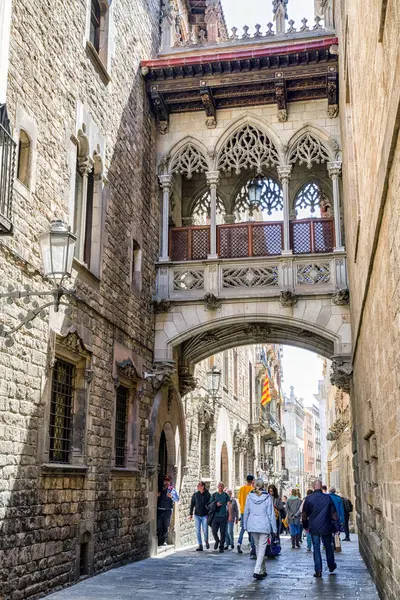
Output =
[{"x1": 141, "y1": 37, "x2": 338, "y2": 69}]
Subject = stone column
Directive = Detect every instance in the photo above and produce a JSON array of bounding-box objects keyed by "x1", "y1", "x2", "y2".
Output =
[
  {"x1": 206, "y1": 171, "x2": 219, "y2": 259},
  {"x1": 328, "y1": 162, "x2": 344, "y2": 252},
  {"x1": 77, "y1": 156, "x2": 94, "y2": 260},
  {"x1": 159, "y1": 174, "x2": 173, "y2": 261},
  {"x1": 277, "y1": 165, "x2": 292, "y2": 255}
]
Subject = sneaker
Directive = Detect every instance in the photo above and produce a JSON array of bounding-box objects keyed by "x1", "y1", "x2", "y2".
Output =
[
  {"x1": 224, "y1": 546, "x2": 229, "y2": 550},
  {"x1": 314, "y1": 571, "x2": 322, "y2": 578},
  {"x1": 253, "y1": 573, "x2": 266, "y2": 580},
  {"x1": 231, "y1": 544, "x2": 234, "y2": 549},
  {"x1": 237, "y1": 544, "x2": 243, "y2": 554},
  {"x1": 329, "y1": 563, "x2": 337, "y2": 573},
  {"x1": 205, "y1": 542, "x2": 210, "y2": 549},
  {"x1": 342, "y1": 538, "x2": 351, "y2": 542},
  {"x1": 196, "y1": 545, "x2": 203, "y2": 551},
  {"x1": 214, "y1": 539, "x2": 219, "y2": 550},
  {"x1": 250, "y1": 553, "x2": 257, "y2": 560},
  {"x1": 219, "y1": 548, "x2": 224, "y2": 553},
  {"x1": 307, "y1": 548, "x2": 312, "y2": 552}
]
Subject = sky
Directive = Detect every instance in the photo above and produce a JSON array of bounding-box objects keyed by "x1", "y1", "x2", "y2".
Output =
[
  {"x1": 221, "y1": 0, "x2": 315, "y2": 31},
  {"x1": 281, "y1": 346, "x2": 324, "y2": 407}
]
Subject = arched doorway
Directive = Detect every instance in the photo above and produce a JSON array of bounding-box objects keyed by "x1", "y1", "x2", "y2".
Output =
[
  {"x1": 220, "y1": 441, "x2": 229, "y2": 485},
  {"x1": 158, "y1": 430, "x2": 168, "y2": 490}
]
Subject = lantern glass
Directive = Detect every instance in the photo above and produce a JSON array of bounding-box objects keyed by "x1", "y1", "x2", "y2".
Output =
[
  {"x1": 248, "y1": 175, "x2": 263, "y2": 204},
  {"x1": 206, "y1": 366, "x2": 221, "y2": 397},
  {"x1": 39, "y1": 220, "x2": 77, "y2": 285}
]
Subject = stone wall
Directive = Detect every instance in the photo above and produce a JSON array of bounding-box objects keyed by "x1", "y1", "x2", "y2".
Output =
[
  {"x1": 0, "y1": 0, "x2": 161, "y2": 598},
  {"x1": 336, "y1": 1, "x2": 400, "y2": 598}
]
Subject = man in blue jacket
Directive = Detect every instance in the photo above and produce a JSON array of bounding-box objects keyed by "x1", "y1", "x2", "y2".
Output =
[
  {"x1": 329, "y1": 487, "x2": 345, "y2": 526},
  {"x1": 302, "y1": 480, "x2": 339, "y2": 578}
]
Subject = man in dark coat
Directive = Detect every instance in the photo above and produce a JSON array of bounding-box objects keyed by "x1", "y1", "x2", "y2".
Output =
[
  {"x1": 302, "y1": 480, "x2": 339, "y2": 578},
  {"x1": 189, "y1": 481, "x2": 211, "y2": 551},
  {"x1": 157, "y1": 475, "x2": 173, "y2": 546}
]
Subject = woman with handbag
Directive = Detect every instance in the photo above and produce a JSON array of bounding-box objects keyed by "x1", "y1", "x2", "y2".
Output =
[
  {"x1": 286, "y1": 489, "x2": 303, "y2": 549},
  {"x1": 243, "y1": 478, "x2": 277, "y2": 580}
]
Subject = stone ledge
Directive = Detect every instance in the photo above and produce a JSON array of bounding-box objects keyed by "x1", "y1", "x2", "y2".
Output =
[
  {"x1": 85, "y1": 42, "x2": 111, "y2": 85},
  {"x1": 41, "y1": 463, "x2": 89, "y2": 476},
  {"x1": 110, "y1": 467, "x2": 140, "y2": 477}
]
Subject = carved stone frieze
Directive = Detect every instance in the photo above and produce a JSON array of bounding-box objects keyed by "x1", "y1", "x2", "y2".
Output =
[
  {"x1": 330, "y1": 356, "x2": 353, "y2": 394},
  {"x1": 203, "y1": 293, "x2": 222, "y2": 311},
  {"x1": 280, "y1": 290, "x2": 298, "y2": 307},
  {"x1": 244, "y1": 324, "x2": 272, "y2": 340},
  {"x1": 332, "y1": 288, "x2": 350, "y2": 305}
]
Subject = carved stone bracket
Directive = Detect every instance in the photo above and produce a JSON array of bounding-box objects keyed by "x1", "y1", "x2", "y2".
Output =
[
  {"x1": 178, "y1": 366, "x2": 197, "y2": 397},
  {"x1": 204, "y1": 293, "x2": 222, "y2": 311},
  {"x1": 150, "y1": 87, "x2": 169, "y2": 134},
  {"x1": 275, "y1": 79, "x2": 287, "y2": 122},
  {"x1": 200, "y1": 86, "x2": 217, "y2": 129},
  {"x1": 330, "y1": 356, "x2": 352, "y2": 394},
  {"x1": 153, "y1": 299, "x2": 171, "y2": 313},
  {"x1": 198, "y1": 395, "x2": 215, "y2": 432},
  {"x1": 280, "y1": 290, "x2": 298, "y2": 307},
  {"x1": 327, "y1": 71, "x2": 339, "y2": 119},
  {"x1": 148, "y1": 362, "x2": 176, "y2": 391},
  {"x1": 332, "y1": 288, "x2": 350, "y2": 305}
]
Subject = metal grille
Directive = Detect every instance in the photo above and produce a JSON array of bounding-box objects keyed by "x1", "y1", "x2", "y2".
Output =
[
  {"x1": 170, "y1": 228, "x2": 189, "y2": 261},
  {"x1": 314, "y1": 220, "x2": 334, "y2": 252},
  {"x1": 252, "y1": 223, "x2": 282, "y2": 256},
  {"x1": 291, "y1": 221, "x2": 311, "y2": 254},
  {"x1": 191, "y1": 227, "x2": 210, "y2": 259},
  {"x1": 218, "y1": 225, "x2": 249, "y2": 258},
  {"x1": 115, "y1": 386, "x2": 129, "y2": 467},
  {"x1": 49, "y1": 360, "x2": 74, "y2": 463},
  {"x1": 0, "y1": 116, "x2": 16, "y2": 234}
]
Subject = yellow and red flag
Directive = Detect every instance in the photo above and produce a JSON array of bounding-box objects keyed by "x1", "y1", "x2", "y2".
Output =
[{"x1": 261, "y1": 372, "x2": 272, "y2": 406}]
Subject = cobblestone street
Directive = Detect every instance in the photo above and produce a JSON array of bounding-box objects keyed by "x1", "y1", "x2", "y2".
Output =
[{"x1": 46, "y1": 536, "x2": 378, "y2": 600}]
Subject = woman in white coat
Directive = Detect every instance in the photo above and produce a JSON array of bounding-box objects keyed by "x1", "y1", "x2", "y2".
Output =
[{"x1": 243, "y1": 478, "x2": 277, "y2": 580}]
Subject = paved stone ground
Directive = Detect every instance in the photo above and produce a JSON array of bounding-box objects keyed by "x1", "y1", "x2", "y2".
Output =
[{"x1": 46, "y1": 535, "x2": 379, "y2": 600}]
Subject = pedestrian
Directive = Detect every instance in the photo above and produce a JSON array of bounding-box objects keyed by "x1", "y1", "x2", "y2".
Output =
[
  {"x1": 286, "y1": 488, "x2": 302, "y2": 549},
  {"x1": 322, "y1": 484, "x2": 328, "y2": 493},
  {"x1": 302, "y1": 479, "x2": 339, "y2": 578},
  {"x1": 342, "y1": 496, "x2": 353, "y2": 541},
  {"x1": 243, "y1": 478, "x2": 277, "y2": 580},
  {"x1": 157, "y1": 475, "x2": 175, "y2": 546},
  {"x1": 189, "y1": 481, "x2": 211, "y2": 551},
  {"x1": 329, "y1": 487, "x2": 345, "y2": 551},
  {"x1": 208, "y1": 481, "x2": 231, "y2": 553},
  {"x1": 301, "y1": 489, "x2": 314, "y2": 551},
  {"x1": 225, "y1": 488, "x2": 239, "y2": 549},
  {"x1": 281, "y1": 495, "x2": 289, "y2": 535},
  {"x1": 267, "y1": 484, "x2": 285, "y2": 542},
  {"x1": 237, "y1": 474, "x2": 256, "y2": 557}
]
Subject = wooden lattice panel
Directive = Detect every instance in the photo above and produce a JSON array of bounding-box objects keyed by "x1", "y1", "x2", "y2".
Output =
[
  {"x1": 290, "y1": 221, "x2": 311, "y2": 254},
  {"x1": 192, "y1": 228, "x2": 210, "y2": 260},
  {"x1": 314, "y1": 220, "x2": 334, "y2": 253},
  {"x1": 252, "y1": 223, "x2": 283, "y2": 256},
  {"x1": 218, "y1": 226, "x2": 249, "y2": 258},
  {"x1": 170, "y1": 229, "x2": 189, "y2": 261}
]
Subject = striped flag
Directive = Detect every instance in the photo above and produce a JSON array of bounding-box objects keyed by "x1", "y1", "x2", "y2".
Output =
[{"x1": 261, "y1": 372, "x2": 272, "y2": 406}]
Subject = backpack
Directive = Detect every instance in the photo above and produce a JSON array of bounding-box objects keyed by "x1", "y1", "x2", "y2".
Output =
[{"x1": 343, "y1": 498, "x2": 353, "y2": 513}]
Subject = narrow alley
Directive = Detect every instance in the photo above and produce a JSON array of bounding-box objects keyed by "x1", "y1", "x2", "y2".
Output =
[{"x1": 45, "y1": 537, "x2": 378, "y2": 600}]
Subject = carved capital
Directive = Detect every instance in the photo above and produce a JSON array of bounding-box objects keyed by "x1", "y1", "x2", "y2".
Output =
[
  {"x1": 332, "y1": 288, "x2": 349, "y2": 305},
  {"x1": 159, "y1": 174, "x2": 173, "y2": 192},
  {"x1": 205, "y1": 171, "x2": 220, "y2": 187},
  {"x1": 330, "y1": 355, "x2": 352, "y2": 394},
  {"x1": 78, "y1": 156, "x2": 94, "y2": 176},
  {"x1": 203, "y1": 292, "x2": 222, "y2": 311},
  {"x1": 280, "y1": 290, "x2": 298, "y2": 307},
  {"x1": 327, "y1": 161, "x2": 342, "y2": 179},
  {"x1": 277, "y1": 165, "x2": 292, "y2": 183}
]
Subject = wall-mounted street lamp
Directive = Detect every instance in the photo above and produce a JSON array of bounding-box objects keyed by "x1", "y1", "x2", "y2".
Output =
[
  {"x1": 206, "y1": 365, "x2": 221, "y2": 398},
  {"x1": 0, "y1": 220, "x2": 77, "y2": 346}
]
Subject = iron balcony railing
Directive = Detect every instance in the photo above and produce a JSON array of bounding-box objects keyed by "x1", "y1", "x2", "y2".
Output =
[
  {"x1": 169, "y1": 218, "x2": 335, "y2": 261},
  {"x1": 0, "y1": 122, "x2": 16, "y2": 234}
]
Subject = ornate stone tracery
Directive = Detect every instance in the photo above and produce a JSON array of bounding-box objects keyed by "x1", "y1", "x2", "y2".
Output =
[
  {"x1": 191, "y1": 189, "x2": 225, "y2": 224},
  {"x1": 288, "y1": 133, "x2": 331, "y2": 169},
  {"x1": 216, "y1": 124, "x2": 280, "y2": 174},
  {"x1": 169, "y1": 143, "x2": 209, "y2": 179},
  {"x1": 233, "y1": 177, "x2": 283, "y2": 216},
  {"x1": 294, "y1": 182, "x2": 332, "y2": 216}
]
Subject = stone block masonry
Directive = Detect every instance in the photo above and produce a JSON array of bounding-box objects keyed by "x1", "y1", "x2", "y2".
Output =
[{"x1": 0, "y1": 0, "x2": 162, "y2": 598}]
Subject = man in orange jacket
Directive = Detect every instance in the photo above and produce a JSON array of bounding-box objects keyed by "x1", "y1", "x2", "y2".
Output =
[{"x1": 237, "y1": 474, "x2": 256, "y2": 557}]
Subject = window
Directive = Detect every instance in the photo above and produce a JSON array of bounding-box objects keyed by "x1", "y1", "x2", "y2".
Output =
[
  {"x1": 233, "y1": 350, "x2": 238, "y2": 397},
  {"x1": 115, "y1": 385, "x2": 129, "y2": 467},
  {"x1": 79, "y1": 532, "x2": 90, "y2": 577},
  {"x1": 84, "y1": 169, "x2": 94, "y2": 267},
  {"x1": 49, "y1": 360, "x2": 75, "y2": 463},
  {"x1": 90, "y1": 0, "x2": 101, "y2": 53},
  {"x1": 208, "y1": 355, "x2": 215, "y2": 369},
  {"x1": 74, "y1": 158, "x2": 98, "y2": 271},
  {"x1": 16, "y1": 129, "x2": 31, "y2": 187},
  {"x1": 131, "y1": 239, "x2": 142, "y2": 294},
  {"x1": 223, "y1": 351, "x2": 229, "y2": 388}
]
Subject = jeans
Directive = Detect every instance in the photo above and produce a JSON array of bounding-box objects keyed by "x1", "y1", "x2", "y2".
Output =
[
  {"x1": 226, "y1": 521, "x2": 234, "y2": 547},
  {"x1": 238, "y1": 514, "x2": 256, "y2": 553},
  {"x1": 212, "y1": 516, "x2": 227, "y2": 550},
  {"x1": 194, "y1": 515, "x2": 208, "y2": 545},
  {"x1": 251, "y1": 533, "x2": 268, "y2": 575},
  {"x1": 311, "y1": 534, "x2": 336, "y2": 573},
  {"x1": 306, "y1": 532, "x2": 312, "y2": 550},
  {"x1": 157, "y1": 509, "x2": 172, "y2": 545}
]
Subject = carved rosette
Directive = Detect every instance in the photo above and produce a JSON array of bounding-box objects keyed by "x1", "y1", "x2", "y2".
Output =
[
  {"x1": 330, "y1": 356, "x2": 352, "y2": 394},
  {"x1": 280, "y1": 290, "x2": 298, "y2": 307},
  {"x1": 332, "y1": 288, "x2": 350, "y2": 305},
  {"x1": 203, "y1": 293, "x2": 222, "y2": 311}
]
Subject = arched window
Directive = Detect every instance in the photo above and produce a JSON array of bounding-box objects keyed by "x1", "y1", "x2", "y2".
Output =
[
  {"x1": 16, "y1": 129, "x2": 31, "y2": 187},
  {"x1": 233, "y1": 177, "x2": 283, "y2": 222},
  {"x1": 294, "y1": 182, "x2": 332, "y2": 219},
  {"x1": 191, "y1": 189, "x2": 225, "y2": 225}
]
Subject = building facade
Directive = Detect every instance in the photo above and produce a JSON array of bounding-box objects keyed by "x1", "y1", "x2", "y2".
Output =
[{"x1": 282, "y1": 386, "x2": 305, "y2": 495}]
